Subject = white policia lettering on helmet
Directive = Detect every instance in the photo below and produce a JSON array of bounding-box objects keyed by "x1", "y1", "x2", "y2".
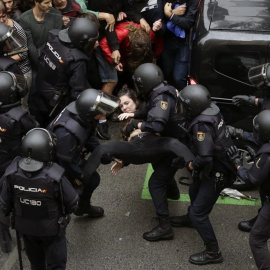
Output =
[
  {"x1": 14, "y1": 185, "x2": 47, "y2": 193},
  {"x1": 20, "y1": 198, "x2": 42, "y2": 206}
]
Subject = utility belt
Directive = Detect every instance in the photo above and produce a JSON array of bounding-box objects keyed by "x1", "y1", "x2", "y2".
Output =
[
  {"x1": 130, "y1": 132, "x2": 156, "y2": 141},
  {"x1": 210, "y1": 171, "x2": 233, "y2": 191},
  {"x1": 49, "y1": 89, "x2": 69, "y2": 107}
]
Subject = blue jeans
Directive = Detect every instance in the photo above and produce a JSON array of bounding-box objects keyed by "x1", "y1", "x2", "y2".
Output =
[{"x1": 161, "y1": 37, "x2": 190, "y2": 90}]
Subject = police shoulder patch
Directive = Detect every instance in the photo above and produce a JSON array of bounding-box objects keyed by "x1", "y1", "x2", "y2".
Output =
[
  {"x1": 197, "y1": 131, "x2": 205, "y2": 142},
  {"x1": 161, "y1": 101, "x2": 168, "y2": 110}
]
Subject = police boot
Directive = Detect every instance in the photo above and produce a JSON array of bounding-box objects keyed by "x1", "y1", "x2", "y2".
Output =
[
  {"x1": 143, "y1": 216, "x2": 174, "y2": 242},
  {"x1": 238, "y1": 215, "x2": 258, "y2": 232},
  {"x1": 74, "y1": 200, "x2": 104, "y2": 218},
  {"x1": 166, "y1": 181, "x2": 180, "y2": 200},
  {"x1": 170, "y1": 214, "x2": 193, "y2": 228},
  {"x1": 0, "y1": 223, "x2": 12, "y2": 253},
  {"x1": 189, "y1": 242, "x2": 223, "y2": 265}
]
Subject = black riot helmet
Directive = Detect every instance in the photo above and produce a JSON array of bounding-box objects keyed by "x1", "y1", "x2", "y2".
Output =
[
  {"x1": 179, "y1": 84, "x2": 212, "y2": 120},
  {"x1": 132, "y1": 63, "x2": 164, "y2": 97},
  {"x1": 0, "y1": 71, "x2": 27, "y2": 108},
  {"x1": 19, "y1": 128, "x2": 56, "y2": 172},
  {"x1": 67, "y1": 89, "x2": 119, "y2": 123},
  {"x1": 0, "y1": 22, "x2": 25, "y2": 55},
  {"x1": 58, "y1": 18, "x2": 99, "y2": 53},
  {"x1": 253, "y1": 110, "x2": 270, "y2": 143}
]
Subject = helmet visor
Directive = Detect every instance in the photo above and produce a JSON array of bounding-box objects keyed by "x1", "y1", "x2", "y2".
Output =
[
  {"x1": 94, "y1": 91, "x2": 119, "y2": 115},
  {"x1": 248, "y1": 63, "x2": 270, "y2": 87},
  {"x1": 8, "y1": 71, "x2": 28, "y2": 97},
  {"x1": 83, "y1": 33, "x2": 99, "y2": 54},
  {"x1": 4, "y1": 28, "x2": 25, "y2": 53}
]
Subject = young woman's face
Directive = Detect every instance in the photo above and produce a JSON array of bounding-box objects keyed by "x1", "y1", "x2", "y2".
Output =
[{"x1": 119, "y1": 95, "x2": 137, "y2": 113}]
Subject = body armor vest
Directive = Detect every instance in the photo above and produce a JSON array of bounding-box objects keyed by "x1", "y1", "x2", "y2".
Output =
[
  {"x1": 4, "y1": 158, "x2": 64, "y2": 236},
  {"x1": 0, "y1": 107, "x2": 28, "y2": 173},
  {"x1": 147, "y1": 83, "x2": 186, "y2": 140},
  {"x1": 49, "y1": 109, "x2": 92, "y2": 160},
  {"x1": 189, "y1": 112, "x2": 236, "y2": 173},
  {"x1": 38, "y1": 29, "x2": 89, "y2": 101}
]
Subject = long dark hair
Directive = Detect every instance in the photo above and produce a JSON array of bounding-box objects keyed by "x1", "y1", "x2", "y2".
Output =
[{"x1": 117, "y1": 85, "x2": 140, "y2": 111}]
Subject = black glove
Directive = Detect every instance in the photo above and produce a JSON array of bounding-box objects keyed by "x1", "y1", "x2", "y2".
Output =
[
  {"x1": 125, "y1": 119, "x2": 140, "y2": 135},
  {"x1": 226, "y1": 125, "x2": 244, "y2": 140},
  {"x1": 100, "y1": 153, "x2": 113, "y2": 164},
  {"x1": 226, "y1": 145, "x2": 243, "y2": 168},
  {"x1": 232, "y1": 95, "x2": 256, "y2": 107},
  {"x1": 246, "y1": 146, "x2": 256, "y2": 162},
  {"x1": 172, "y1": 157, "x2": 186, "y2": 169}
]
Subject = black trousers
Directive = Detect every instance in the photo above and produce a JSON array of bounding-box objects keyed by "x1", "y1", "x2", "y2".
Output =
[
  {"x1": 84, "y1": 134, "x2": 194, "y2": 216},
  {"x1": 23, "y1": 233, "x2": 67, "y2": 270},
  {"x1": 84, "y1": 134, "x2": 194, "y2": 176},
  {"x1": 249, "y1": 203, "x2": 270, "y2": 270},
  {"x1": 188, "y1": 173, "x2": 230, "y2": 245}
]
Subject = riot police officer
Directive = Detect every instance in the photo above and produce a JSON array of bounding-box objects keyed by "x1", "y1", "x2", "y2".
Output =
[
  {"x1": 0, "y1": 71, "x2": 38, "y2": 253},
  {"x1": 0, "y1": 128, "x2": 78, "y2": 270},
  {"x1": 35, "y1": 18, "x2": 99, "y2": 127},
  {"x1": 171, "y1": 84, "x2": 236, "y2": 265},
  {"x1": 228, "y1": 62, "x2": 270, "y2": 232},
  {"x1": 48, "y1": 88, "x2": 118, "y2": 218},
  {"x1": 227, "y1": 110, "x2": 270, "y2": 270},
  {"x1": 130, "y1": 63, "x2": 189, "y2": 242},
  {"x1": 0, "y1": 23, "x2": 25, "y2": 77}
]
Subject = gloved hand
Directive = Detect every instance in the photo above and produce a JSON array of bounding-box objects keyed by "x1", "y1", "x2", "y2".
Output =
[
  {"x1": 246, "y1": 146, "x2": 256, "y2": 161},
  {"x1": 226, "y1": 125, "x2": 244, "y2": 140},
  {"x1": 125, "y1": 119, "x2": 140, "y2": 135},
  {"x1": 232, "y1": 95, "x2": 256, "y2": 107},
  {"x1": 226, "y1": 145, "x2": 243, "y2": 168},
  {"x1": 172, "y1": 157, "x2": 186, "y2": 169},
  {"x1": 100, "y1": 153, "x2": 113, "y2": 164}
]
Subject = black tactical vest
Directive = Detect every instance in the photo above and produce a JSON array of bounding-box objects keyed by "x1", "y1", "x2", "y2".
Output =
[
  {"x1": 4, "y1": 157, "x2": 64, "y2": 237},
  {"x1": 0, "y1": 107, "x2": 28, "y2": 173},
  {"x1": 0, "y1": 57, "x2": 23, "y2": 75},
  {"x1": 49, "y1": 109, "x2": 92, "y2": 160},
  {"x1": 37, "y1": 29, "x2": 89, "y2": 101},
  {"x1": 189, "y1": 112, "x2": 236, "y2": 173}
]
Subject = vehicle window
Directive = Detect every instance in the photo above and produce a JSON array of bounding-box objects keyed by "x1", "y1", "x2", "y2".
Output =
[{"x1": 214, "y1": 52, "x2": 260, "y2": 84}]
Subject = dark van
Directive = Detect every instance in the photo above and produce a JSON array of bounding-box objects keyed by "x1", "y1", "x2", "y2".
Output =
[{"x1": 189, "y1": 0, "x2": 270, "y2": 129}]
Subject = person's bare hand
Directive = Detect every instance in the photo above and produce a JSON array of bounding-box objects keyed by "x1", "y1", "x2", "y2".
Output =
[
  {"x1": 62, "y1": 16, "x2": 70, "y2": 26},
  {"x1": 173, "y1": 4, "x2": 186, "y2": 16},
  {"x1": 118, "y1": 112, "x2": 134, "y2": 121},
  {"x1": 152, "y1": 19, "x2": 162, "y2": 32},
  {"x1": 164, "y1": 2, "x2": 173, "y2": 17},
  {"x1": 111, "y1": 50, "x2": 121, "y2": 64},
  {"x1": 140, "y1": 18, "x2": 151, "y2": 33},
  {"x1": 117, "y1": 11, "x2": 127, "y2": 21},
  {"x1": 115, "y1": 63, "x2": 123, "y2": 71},
  {"x1": 105, "y1": 13, "x2": 115, "y2": 32},
  {"x1": 111, "y1": 159, "x2": 123, "y2": 176}
]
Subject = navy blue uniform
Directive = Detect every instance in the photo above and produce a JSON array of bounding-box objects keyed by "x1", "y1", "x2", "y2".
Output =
[
  {"x1": 187, "y1": 104, "x2": 235, "y2": 245},
  {"x1": 140, "y1": 83, "x2": 188, "y2": 216},
  {"x1": 0, "y1": 158, "x2": 78, "y2": 270},
  {"x1": 237, "y1": 143, "x2": 270, "y2": 270},
  {"x1": 48, "y1": 108, "x2": 101, "y2": 203}
]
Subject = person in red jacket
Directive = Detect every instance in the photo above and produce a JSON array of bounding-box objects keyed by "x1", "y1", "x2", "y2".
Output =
[
  {"x1": 99, "y1": 21, "x2": 162, "y2": 75},
  {"x1": 53, "y1": 0, "x2": 83, "y2": 27}
]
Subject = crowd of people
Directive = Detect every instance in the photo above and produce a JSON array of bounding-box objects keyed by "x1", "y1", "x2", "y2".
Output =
[{"x1": 0, "y1": 0, "x2": 269, "y2": 270}]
